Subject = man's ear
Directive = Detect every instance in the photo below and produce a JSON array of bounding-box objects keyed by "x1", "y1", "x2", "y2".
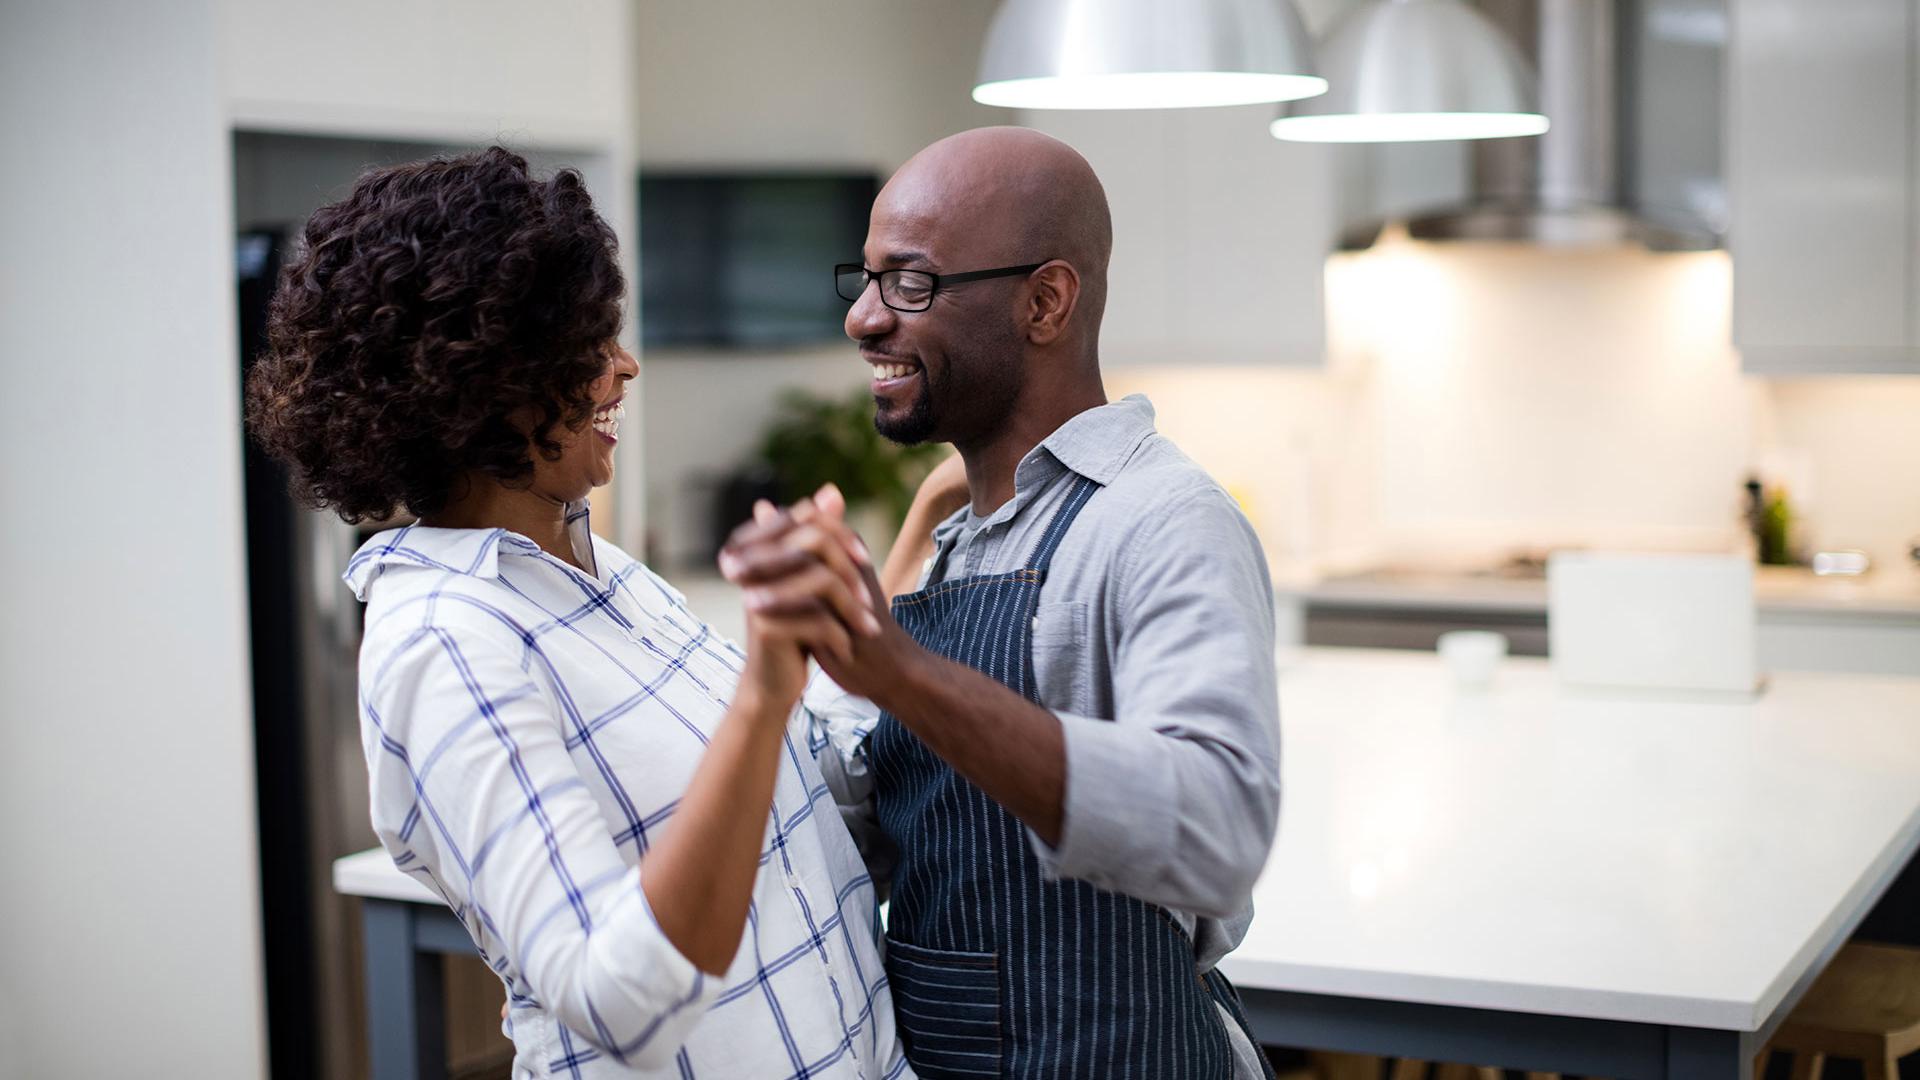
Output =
[{"x1": 1023, "y1": 260, "x2": 1080, "y2": 346}]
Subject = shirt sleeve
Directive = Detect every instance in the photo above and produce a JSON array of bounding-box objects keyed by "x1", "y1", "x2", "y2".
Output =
[
  {"x1": 1030, "y1": 485, "x2": 1282, "y2": 920},
  {"x1": 796, "y1": 667, "x2": 896, "y2": 894},
  {"x1": 362, "y1": 622, "x2": 721, "y2": 1068}
]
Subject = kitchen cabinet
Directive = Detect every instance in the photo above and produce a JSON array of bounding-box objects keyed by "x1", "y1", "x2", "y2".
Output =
[
  {"x1": 1757, "y1": 611, "x2": 1920, "y2": 678},
  {"x1": 1729, "y1": 0, "x2": 1920, "y2": 374},
  {"x1": 1018, "y1": 105, "x2": 1335, "y2": 367}
]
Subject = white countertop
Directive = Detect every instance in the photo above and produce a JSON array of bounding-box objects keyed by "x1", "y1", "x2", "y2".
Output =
[
  {"x1": 1219, "y1": 648, "x2": 1920, "y2": 1031},
  {"x1": 334, "y1": 647, "x2": 1920, "y2": 1033},
  {"x1": 334, "y1": 847, "x2": 439, "y2": 904},
  {"x1": 1286, "y1": 564, "x2": 1920, "y2": 620}
]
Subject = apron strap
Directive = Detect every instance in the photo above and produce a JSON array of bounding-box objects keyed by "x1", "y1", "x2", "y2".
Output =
[
  {"x1": 1025, "y1": 474, "x2": 1101, "y2": 574},
  {"x1": 920, "y1": 474, "x2": 1103, "y2": 586},
  {"x1": 923, "y1": 528, "x2": 959, "y2": 586}
]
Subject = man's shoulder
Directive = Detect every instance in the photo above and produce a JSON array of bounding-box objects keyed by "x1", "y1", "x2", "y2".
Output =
[{"x1": 1091, "y1": 431, "x2": 1244, "y2": 529}]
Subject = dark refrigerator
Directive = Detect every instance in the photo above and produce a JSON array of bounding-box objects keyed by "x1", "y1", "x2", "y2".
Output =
[{"x1": 238, "y1": 227, "x2": 380, "y2": 1080}]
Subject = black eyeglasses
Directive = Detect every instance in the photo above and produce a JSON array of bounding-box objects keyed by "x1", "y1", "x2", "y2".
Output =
[{"x1": 834, "y1": 262, "x2": 1046, "y2": 312}]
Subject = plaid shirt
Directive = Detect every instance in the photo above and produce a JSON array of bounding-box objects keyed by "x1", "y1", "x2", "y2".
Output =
[{"x1": 345, "y1": 504, "x2": 912, "y2": 1079}]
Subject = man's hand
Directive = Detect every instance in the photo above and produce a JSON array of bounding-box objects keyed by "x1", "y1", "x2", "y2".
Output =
[
  {"x1": 719, "y1": 485, "x2": 1068, "y2": 846},
  {"x1": 718, "y1": 489, "x2": 925, "y2": 709}
]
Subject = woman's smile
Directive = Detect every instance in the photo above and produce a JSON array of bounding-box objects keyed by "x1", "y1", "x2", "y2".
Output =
[{"x1": 591, "y1": 395, "x2": 626, "y2": 445}]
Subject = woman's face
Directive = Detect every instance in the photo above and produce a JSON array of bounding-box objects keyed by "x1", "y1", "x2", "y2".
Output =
[{"x1": 530, "y1": 343, "x2": 639, "y2": 503}]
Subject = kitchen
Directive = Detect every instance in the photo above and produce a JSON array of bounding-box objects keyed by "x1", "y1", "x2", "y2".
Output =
[{"x1": 4, "y1": 1, "x2": 1919, "y2": 1079}]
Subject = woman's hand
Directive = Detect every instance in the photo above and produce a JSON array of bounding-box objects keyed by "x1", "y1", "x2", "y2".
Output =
[
  {"x1": 915, "y1": 452, "x2": 970, "y2": 521},
  {"x1": 726, "y1": 486, "x2": 881, "y2": 711},
  {"x1": 876, "y1": 452, "x2": 970, "y2": 598}
]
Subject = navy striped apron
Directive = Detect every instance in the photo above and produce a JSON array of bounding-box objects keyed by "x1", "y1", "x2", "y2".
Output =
[{"x1": 867, "y1": 475, "x2": 1272, "y2": 1080}]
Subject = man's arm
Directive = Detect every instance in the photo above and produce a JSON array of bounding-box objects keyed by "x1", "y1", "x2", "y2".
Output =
[
  {"x1": 838, "y1": 485, "x2": 1279, "y2": 914},
  {"x1": 838, "y1": 631, "x2": 1071, "y2": 844},
  {"x1": 723, "y1": 485, "x2": 1280, "y2": 914},
  {"x1": 1031, "y1": 487, "x2": 1280, "y2": 916}
]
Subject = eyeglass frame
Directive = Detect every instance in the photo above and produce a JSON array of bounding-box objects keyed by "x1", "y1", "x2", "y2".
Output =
[{"x1": 834, "y1": 261, "x2": 1048, "y2": 312}]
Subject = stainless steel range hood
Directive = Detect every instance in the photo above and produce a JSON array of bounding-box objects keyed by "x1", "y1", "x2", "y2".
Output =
[{"x1": 1342, "y1": 0, "x2": 1727, "y2": 252}]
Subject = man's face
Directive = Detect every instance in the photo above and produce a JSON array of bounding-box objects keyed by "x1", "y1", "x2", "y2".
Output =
[{"x1": 845, "y1": 200, "x2": 1025, "y2": 447}]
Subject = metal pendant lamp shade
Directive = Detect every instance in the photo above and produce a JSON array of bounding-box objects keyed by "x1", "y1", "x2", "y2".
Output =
[
  {"x1": 1270, "y1": 0, "x2": 1547, "y2": 142},
  {"x1": 973, "y1": 0, "x2": 1327, "y2": 110}
]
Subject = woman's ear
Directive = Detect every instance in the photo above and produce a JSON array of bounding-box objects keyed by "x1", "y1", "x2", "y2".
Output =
[{"x1": 1023, "y1": 261, "x2": 1080, "y2": 346}]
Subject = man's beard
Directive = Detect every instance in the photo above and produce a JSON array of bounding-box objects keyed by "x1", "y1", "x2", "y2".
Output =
[
  {"x1": 873, "y1": 327, "x2": 1022, "y2": 447},
  {"x1": 875, "y1": 374, "x2": 938, "y2": 445}
]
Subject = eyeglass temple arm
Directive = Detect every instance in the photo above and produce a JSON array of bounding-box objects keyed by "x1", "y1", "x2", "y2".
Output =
[{"x1": 936, "y1": 262, "x2": 1047, "y2": 286}]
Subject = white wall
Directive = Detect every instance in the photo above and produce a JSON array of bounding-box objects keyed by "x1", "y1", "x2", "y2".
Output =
[
  {"x1": 1113, "y1": 242, "x2": 1920, "y2": 580},
  {"x1": 634, "y1": 0, "x2": 1001, "y2": 567},
  {"x1": 1344, "y1": 245, "x2": 1756, "y2": 557},
  {"x1": 1123, "y1": 247, "x2": 1759, "y2": 570},
  {"x1": 221, "y1": 0, "x2": 631, "y2": 151},
  {"x1": 635, "y1": 0, "x2": 1000, "y2": 170},
  {"x1": 0, "y1": 2, "x2": 267, "y2": 1076}
]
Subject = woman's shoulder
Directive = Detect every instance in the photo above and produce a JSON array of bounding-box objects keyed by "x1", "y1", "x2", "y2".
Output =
[
  {"x1": 591, "y1": 535, "x2": 688, "y2": 607},
  {"x1": 350, "y1": 526, "x2": 543, "y2": 652}
]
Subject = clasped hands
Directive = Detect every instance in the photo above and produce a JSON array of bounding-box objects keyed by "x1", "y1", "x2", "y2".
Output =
[{"x1": 718, "y1": 483, "x2": 919, "y2": 708}]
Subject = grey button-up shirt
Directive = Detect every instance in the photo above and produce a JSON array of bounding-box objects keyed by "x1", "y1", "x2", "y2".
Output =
[{"x1": 806, "y1": 394, "x2": 1281, "y2": 1070}]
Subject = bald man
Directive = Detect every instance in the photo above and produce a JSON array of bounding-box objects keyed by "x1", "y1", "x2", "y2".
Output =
[{"x1": 723, "y1": 127, "x2": 1280, "y2": 1079}]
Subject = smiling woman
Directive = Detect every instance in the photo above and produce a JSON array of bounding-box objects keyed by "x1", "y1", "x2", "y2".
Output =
[
  {"x1": 247, "y1": 147, "x2": 626, "y2": 525},
  {"x1": 243, "y1": 147, "x2": 914, "y2": 1078}
]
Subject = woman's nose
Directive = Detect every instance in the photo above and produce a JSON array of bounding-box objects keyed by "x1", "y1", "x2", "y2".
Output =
[{"x1": 613, "y1": 345, "x2": 639, "y2": 379}]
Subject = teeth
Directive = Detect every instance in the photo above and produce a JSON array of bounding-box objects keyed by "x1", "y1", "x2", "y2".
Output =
[
  {"x1": 871, "y1": 363, "x2": 915, "y2": 381},
  {"x1": 592, "y1": 401, "x2": 624, "y2": 438}
]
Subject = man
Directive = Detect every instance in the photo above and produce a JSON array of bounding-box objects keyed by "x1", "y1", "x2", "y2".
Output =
[{"x1": 723, "y1": 127, "x2": 1280, "y2": 1079}]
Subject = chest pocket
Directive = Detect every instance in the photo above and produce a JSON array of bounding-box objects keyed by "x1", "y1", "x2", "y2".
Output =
[{"x1": 1029, "y1": 600, "x2": 1089, "y2": 709}]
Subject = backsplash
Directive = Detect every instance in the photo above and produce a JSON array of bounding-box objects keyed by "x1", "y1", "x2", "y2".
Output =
[{"x1": 1114, "y1": 241, "x2": 1920, "y2": 574}]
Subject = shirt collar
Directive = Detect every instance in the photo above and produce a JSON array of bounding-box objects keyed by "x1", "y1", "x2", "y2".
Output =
[
  {"x1": 342, "y1": 499, "x2": 598, "y2": 600},
  {"x1": 1026, "y1": 393, "x2": 1157, "y2": 488},
  {"x1": 930, "y1": 394, "x2": 1158, "y2": 544}
]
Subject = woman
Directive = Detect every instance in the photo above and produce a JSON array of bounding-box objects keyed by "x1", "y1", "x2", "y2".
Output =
[{"x1": 247, "y1": 147, "x2": 914, "y2": 1078}]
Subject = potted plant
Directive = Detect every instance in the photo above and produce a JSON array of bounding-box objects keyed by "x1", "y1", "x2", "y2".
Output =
[{"x1": 753, "y1": 386, "x2": 946, "y2": 557}]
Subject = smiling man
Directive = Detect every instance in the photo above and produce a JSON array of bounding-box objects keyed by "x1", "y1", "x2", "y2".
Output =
[{"x1": 724, "y1": 126, "x2": 1281, "y2": 1080}]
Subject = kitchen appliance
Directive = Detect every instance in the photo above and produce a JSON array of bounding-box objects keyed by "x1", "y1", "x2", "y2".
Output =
[
  {"x1": 1548, "y1": 551, "x2": 1760, "y2": 696},
  {"x1": 1339, "y1": 0, "x2": 1726, "y2": 250},
  {"x1": 239, "y1": 226, "x2": 382, "y2": 1080}
]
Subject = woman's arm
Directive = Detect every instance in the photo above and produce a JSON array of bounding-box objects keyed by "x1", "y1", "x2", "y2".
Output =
[
  {"x1": 364, "y1": 540, "x2": 874, "y2": 1065},
  {"x1": 633, "y1": 494, "x2": 882, "y2": 974},
  {"x1": 643, "y1": 538, "x2": 876, "y2": 974},
  {"x1": 879, "y1": 453, "x2": 969, "y2": 598}
]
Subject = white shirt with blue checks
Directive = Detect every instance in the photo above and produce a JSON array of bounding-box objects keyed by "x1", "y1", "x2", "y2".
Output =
[{"x1": 346, "y1": 503, "x2": 913, "y2": 1079}]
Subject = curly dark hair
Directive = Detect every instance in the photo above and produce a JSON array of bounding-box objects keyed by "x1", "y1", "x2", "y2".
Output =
[{"x1": 246, "y1": 146, "x2": 625, "y2": 523}]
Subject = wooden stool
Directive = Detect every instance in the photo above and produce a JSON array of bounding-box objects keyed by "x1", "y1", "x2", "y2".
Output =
[{"x1": 1762, "y1": 942, "x2": 1920, "y2": 1080}]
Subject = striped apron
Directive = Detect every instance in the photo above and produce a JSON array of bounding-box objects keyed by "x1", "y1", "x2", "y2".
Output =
[{"x1": 867, "y1": 475, "x2": 1272, "y2": 1079}]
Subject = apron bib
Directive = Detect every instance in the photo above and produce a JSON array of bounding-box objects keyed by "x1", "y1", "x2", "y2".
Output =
[{"x1": 867, "y1": 475, "x2": 1272, "y2": 1080}]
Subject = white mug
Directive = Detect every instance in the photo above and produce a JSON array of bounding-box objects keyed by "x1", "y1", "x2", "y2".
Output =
[{"x1": 1437, "y1": 630, "x2": 1508, "y2": 691}]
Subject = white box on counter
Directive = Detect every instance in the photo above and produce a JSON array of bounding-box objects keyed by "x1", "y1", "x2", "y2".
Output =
[{"x1": 1548, "y1": 552, "x2": 1760, "y2": 697}]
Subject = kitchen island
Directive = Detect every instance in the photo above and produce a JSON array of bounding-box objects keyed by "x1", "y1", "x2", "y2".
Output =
[
  {"x1": 336, "y1": 647, "x2": 1920, "y2": 1079},
  {"x1": 1227, "y1": 647, "x2": 1920, "y2": 1078},
  {"x1": 1281, "y1": 564, "x2": 1920, "y2": 675}
]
